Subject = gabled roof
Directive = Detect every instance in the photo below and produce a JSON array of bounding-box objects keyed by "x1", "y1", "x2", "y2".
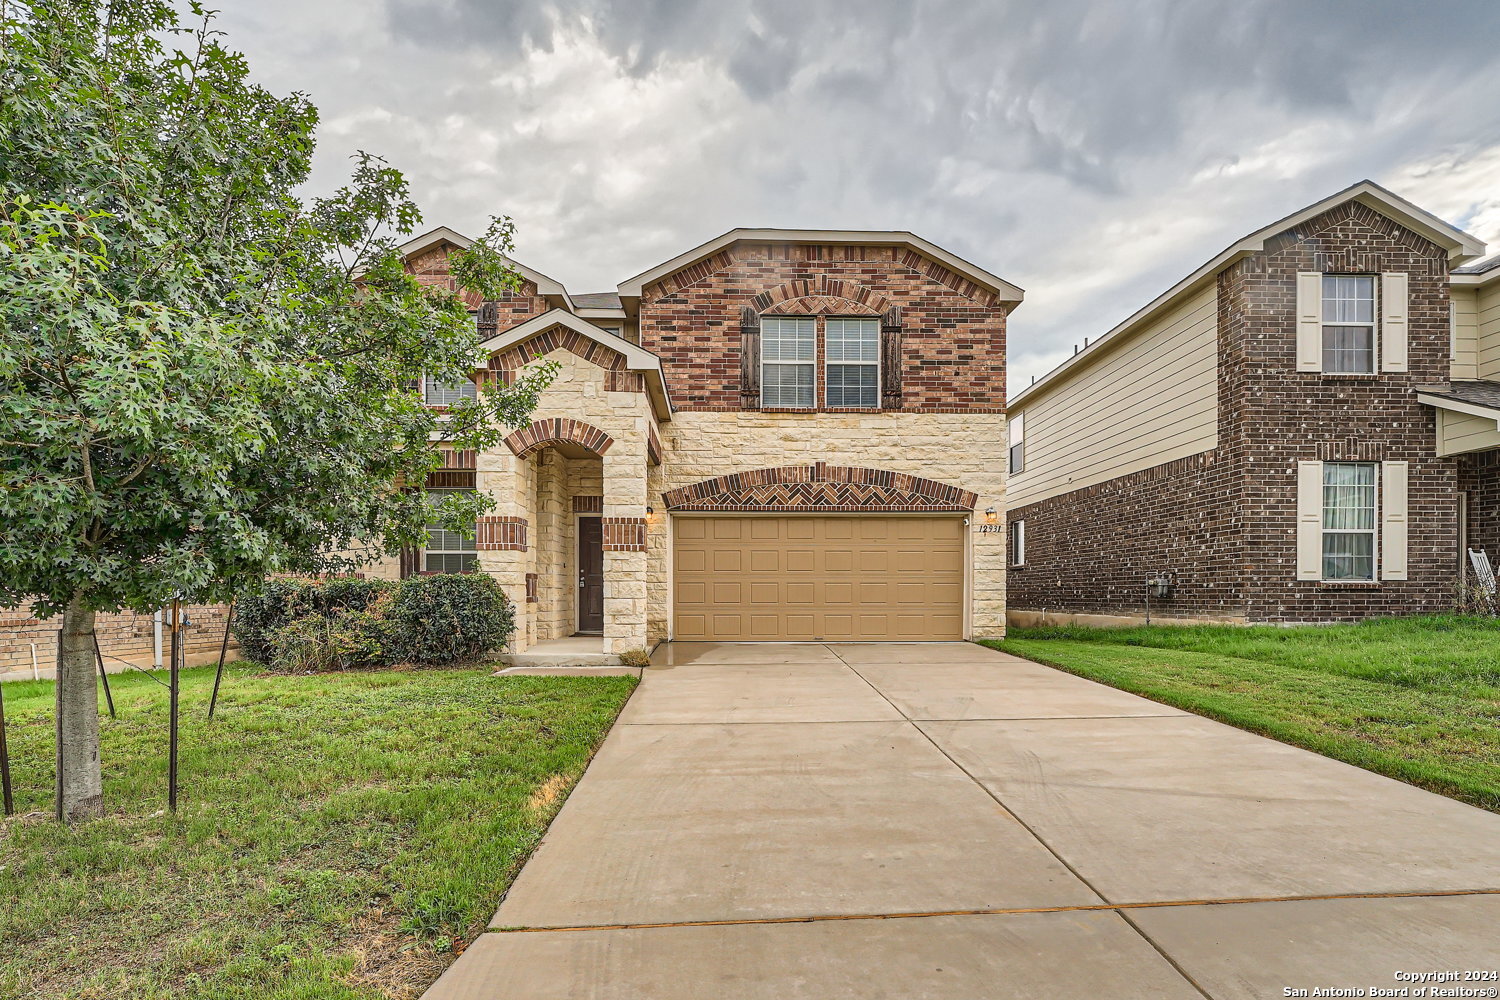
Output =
[
  {"x1": 397, "y1": 227, "x2": 575, "y2": 310},
  {"x1": 1416, "y1": 380, "x2": 1500, "y2": 422},
  {"x1": 477, "y1": 308, "x2": 672, "y2": 420},
  {"x1": 1011, "y1": 180, "x2": 1489, "y2": 409},
  {"x1": 616, "y1": 228, "x2": 1025, "y2": 304}
]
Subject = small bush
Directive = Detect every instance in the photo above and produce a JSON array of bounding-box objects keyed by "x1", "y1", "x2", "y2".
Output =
[
  {"x1": 388, "y1": 573, "x2": 514, "y2": 665},
  {"x1": 617, "y1": 647, "x2": 652, "y2": 668},
  {"x1": 235, "y1": 577, "x2": 396, "y2": 667},
  {"x1": 263, "y1": 606, "x2": 391, "y2": 673},
  {"x1": 233, "y1": 578, "x2": 319, "y2": 664}
]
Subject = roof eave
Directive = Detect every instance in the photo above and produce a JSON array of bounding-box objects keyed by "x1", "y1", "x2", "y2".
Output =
[
  {"x1": 396, "y1": 227, "x2": 576, "y2": 311},
  {"x1": 616, "y1": 228, "x2": 1024, "y2": 305}
]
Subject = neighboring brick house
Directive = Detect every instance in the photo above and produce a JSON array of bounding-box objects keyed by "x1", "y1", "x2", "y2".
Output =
[
  {"x1": 1005, "y1": 181, "x2": 1500, "y2": 625},
  {"x1": 369, "y1": 227, "x2": 1020, "y2": 653}
]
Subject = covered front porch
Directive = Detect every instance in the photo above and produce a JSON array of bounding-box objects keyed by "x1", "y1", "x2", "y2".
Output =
[{"x1": 467, "y1": 310, "x2": 671, "y2": 655}]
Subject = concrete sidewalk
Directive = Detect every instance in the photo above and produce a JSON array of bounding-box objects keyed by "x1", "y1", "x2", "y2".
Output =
[{"x1": 424, "y1": 641, "x2": 1500, "y2": 999}]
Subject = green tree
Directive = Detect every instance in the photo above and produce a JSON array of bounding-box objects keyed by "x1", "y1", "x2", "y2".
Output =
[{"x1": 0, "y1": 0, "x2": 553, "y2": 821}]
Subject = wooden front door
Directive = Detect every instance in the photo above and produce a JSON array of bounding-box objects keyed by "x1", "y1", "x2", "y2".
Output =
[{"x1": 577, "y1": 517, "x2": 604, "y2": 634}]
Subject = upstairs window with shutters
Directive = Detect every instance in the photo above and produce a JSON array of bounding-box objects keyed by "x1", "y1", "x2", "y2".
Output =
[
  {"x1": 761, "y1": 317, "x2": 816, "y2": 408},
  {"x1": 824, "y1": 318, "x2": 880, "y2": 407},
  {"x1": 1321, "y1": 276, "x2": 1377, "y2": 374}
]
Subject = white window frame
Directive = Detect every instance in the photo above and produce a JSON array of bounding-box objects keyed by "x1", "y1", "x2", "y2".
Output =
[
  {"x1": 1321, "y1": 462, "x2": 1378, "y2": 582},
  {"x1": 1320, "y1": 275, "x2": 1378, "y2": 375},
  {"x1": 1009, "y1": 519, "x2": 1025, "y2": 567},
  {"x1": 1008, "y1": 413, "x2": 1025, "y2": 475},
  {"x1": 424, "y1": 488, "x2": 479, "y2": 574},
  {"x1": 760, "y1": 316, "x2": 817, "y2": 409},
  {"x1": 423, "y1": 374, "x2": 477, "y2": 407},
  {"x1": 823, "y1": 316, "x2": 881, "y2": 409}
]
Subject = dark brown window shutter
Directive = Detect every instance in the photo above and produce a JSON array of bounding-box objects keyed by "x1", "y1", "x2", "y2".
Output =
[
  {"x1": 399, "y1": 545, "x2": 420, "y2": 579},
  {"x1": 739, "y1": 306, "x2": 761, "y2": 408},
  {"x1": 477, "y1": 300, "x2": 499, "y2": 339},
  {"x1": 880, "y1": 305, "x2": 903, "y2": 409}
]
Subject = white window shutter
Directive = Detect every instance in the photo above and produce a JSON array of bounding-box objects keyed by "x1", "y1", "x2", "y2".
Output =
[
  {"x1": 1296, "y1": 272, "x2": 1323, "y2": 372},
  {"x1": 1382, "y1": 460, "x2": 1409, "y2": 580},
  {"x1": 1381, "y1": 272, "x2": 1409, "y2": 372},
  {"x1": 1296, "y1": 461, "x2": 1324, "y2": 580}
]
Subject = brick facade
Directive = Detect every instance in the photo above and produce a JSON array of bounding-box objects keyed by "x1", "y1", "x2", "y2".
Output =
[
  {"x1": 1, "y1": 604, "x2": 232, "y2": 679},
  {"x1": 1010, "y1": 201, "x2": 1476, "y2": 623},
  {"x1": 639, "y1": 243, "x2": 1007, "y2": 412}
]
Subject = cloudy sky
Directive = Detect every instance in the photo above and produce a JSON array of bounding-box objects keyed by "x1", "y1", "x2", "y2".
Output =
[{"x1": 216, "y1": 0, "x2": 1500, "y2": 394}]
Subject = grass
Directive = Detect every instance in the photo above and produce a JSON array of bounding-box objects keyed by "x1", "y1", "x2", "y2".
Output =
[
  {"x1": 983, "y1": 615, "x2": 1500, "y2": 812},
  {"x1": 0, "y1": 663, "x2": 636, "y2": 1000}
]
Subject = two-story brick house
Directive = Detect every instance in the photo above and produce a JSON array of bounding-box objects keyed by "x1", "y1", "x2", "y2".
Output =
[
  {"x1": 372, "y1": 227, "x2": 1020, "y2": 654},
  {"x1": 1005, "y1": 181, "x2": 1500, "y2": 624}
]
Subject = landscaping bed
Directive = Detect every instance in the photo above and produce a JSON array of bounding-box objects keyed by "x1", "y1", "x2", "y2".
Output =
[
  {"x1": 985, "y1": 615, "x2": 1500, "y2": 812},
  {"x1": 0, "y1": 663, "x2": 636, "y2": 999}
]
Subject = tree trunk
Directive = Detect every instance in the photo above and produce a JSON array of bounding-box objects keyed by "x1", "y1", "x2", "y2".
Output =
[{"x1": 57, "y1": 596, "x2": 103, "y2": 822}]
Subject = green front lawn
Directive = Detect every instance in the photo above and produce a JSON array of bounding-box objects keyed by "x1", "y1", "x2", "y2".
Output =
[
  {"x1": 0, "y1": 664, "x2": 636, "y2": 1000},
  {"x1": 984, "y1": 615, "x2": 1500, "y2": 812}
]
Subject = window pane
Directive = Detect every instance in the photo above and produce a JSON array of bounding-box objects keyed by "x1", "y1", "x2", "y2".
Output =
[
  {"x1": 424, "y1": 376, "x2": 477, "y2": 406},
  {"x1": 762, "y1": 362, "x2": 814, "y2": 407},
  {"x1": 1322, "y1": 532, "x2": 1374, "y2": 581},
  {"x1": 1322, "y1": 275, "x2": 1374, "y2": 324},
  {"x1": 826, "y1": 364, "x2": 877, "y2": 407},
  {"x1": 1323, "y1": 463, "x2": 1376, "y2": 529},
  {"x1": 426, "y1": 489, "x2": 478, "y2": 566},
  {"x1": 1322, "y1": 325, "x2": 1374, "y2": 373},
  {"x1": 425, "y1": 552, "x2": 478, "y2": 574},
  {"x1": 761, "y1": 317, "x2": 814, "y2": 361},
  {"x1": 1009, "y1": 441, "x2": 1025, "y2": 474},
  {"x1": 825, "y1": 318, "x2": 879, "y2": 362}
]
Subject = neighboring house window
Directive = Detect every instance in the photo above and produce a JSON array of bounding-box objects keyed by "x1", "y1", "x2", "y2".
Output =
[
  {"x1": 1008, "y1": 413, "x2": 1025, "y2": 474},
  {"x1": 1009, "y1": 519, "x2": 1025, "y2": 566},
  {"x1": 1321, "y1": 275, "x2": 1376, "y2": 374},
  {"x1": 423, "y1": 375, "x2": 477, "y2": 407},
  {"x1": 424, "y1": 489, "x2": 478, "y2": 573},
  {"x1": 1322, "y1": 463, "x2": 1377, "y2": 581},
  {"x1": 761, "y1": 316, "x2": 816, "y2": 408},
  {"x1": 824, "y1": 318, "x2": 879, "y2": 407}
]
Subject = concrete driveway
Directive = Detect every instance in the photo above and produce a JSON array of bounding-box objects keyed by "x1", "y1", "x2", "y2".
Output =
[{"x1": 424, "y1": 642, "x2": 1500, "y2": 999}]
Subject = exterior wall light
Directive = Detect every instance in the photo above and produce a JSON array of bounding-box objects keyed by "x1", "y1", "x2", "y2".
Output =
[{"x1": 984, "y1": 506, "x2": 998, "y2": 524}]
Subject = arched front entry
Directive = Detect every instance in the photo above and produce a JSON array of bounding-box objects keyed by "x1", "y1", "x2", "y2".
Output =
[{"x1": 664, "y1": 464, "x2": 975, "y2": 642}]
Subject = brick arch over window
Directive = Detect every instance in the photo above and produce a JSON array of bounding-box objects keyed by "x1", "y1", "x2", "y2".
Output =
[
  {"x1": 503, "y1": 418, "x2": 614, "y2": 459},
  {"x1": 661, "y1": 463, "x2": 977, "y2": 512},
  {"x1": 750, "y1": 278, "x2": 892, "y2": 316}
]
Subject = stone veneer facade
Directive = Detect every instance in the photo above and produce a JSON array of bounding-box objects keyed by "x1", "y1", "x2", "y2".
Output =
[
  {"x1": 1008, "y1": 201, "x2": 1494, "y2": 623},
  {"x1": 374, "y1": 234, "x2": 1015, "y2": 653}
]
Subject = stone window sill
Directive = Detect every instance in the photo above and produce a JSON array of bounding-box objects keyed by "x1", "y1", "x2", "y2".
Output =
[{"x1": 1315, "y1": 581, "x2": 1383, "y2": 588}]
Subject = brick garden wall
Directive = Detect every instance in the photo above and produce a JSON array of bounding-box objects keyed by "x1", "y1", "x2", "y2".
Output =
[{"x1": 1, "y1": 604, "x2": 232, "y2": 677}]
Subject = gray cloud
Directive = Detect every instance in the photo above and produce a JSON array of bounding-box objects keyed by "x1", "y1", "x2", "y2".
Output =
[{"x1": 217, "y1": 0, "x2": 1500, "y2": 393}]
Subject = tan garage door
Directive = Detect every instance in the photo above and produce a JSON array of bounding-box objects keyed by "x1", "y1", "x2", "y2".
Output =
[{"x1": 672, "y1": 515, "x2": 965, "y2": 641}]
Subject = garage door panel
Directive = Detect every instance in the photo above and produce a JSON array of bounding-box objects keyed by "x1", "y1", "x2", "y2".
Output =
[{"x1": 673, "y1": 515, "x2": 964, "y2": 641}]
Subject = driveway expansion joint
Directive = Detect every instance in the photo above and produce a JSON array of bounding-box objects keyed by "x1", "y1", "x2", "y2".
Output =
[{"x1": 485, "y1": 887, "x2": 1500, "y2": 935}]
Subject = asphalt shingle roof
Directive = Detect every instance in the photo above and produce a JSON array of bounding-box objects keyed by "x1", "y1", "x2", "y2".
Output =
[
  {"x1": 1424, "y1": 379, "x2": 1500, "y2": 410},
  {"x1": 572, "y1": 292, "x2": 623, "y2": 309}
]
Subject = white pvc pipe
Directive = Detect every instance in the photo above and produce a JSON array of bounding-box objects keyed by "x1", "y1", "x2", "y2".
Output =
[{"x1": 153, "y1": 609, "x2": 163, "y2": 669}]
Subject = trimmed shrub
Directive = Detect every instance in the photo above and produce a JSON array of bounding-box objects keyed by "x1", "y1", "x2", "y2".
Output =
[
  {"x1": 233, "y1": 577, "x2": 319, "y2": 664},
  {"x1": 388, "y1": 573, "x2": 515, "y2": 665},
  {"x1": 264, "y1": 604, "x2": 393, "y2": 673},
  {"x1": 234, "y1": 577, "x2": 395, "y2": 666}
]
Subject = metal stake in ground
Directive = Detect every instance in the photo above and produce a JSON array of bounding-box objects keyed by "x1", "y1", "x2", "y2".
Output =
[
  {"x1": 168, "y1": 600, "x2": 180, "y2": 813},
  {"x1": 54, "y1": 629, "x2": 63, "y2": 823},
  {"x1": 208, "y1": 601, "x2": 234, "y2": 721},
  {"x1": 93, "y1": 632, "x2": 116, "y2": 720},
  {"x1": 0, "y1": 675, "x2": 13, "y2": 816}
]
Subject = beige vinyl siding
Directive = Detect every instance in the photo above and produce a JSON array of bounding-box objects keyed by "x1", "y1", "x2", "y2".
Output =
[
  {"x1": 1452, "y1": 287, "x2": 1479, "y2": 380},
  {"x1": 1436, "y1": 407, "x2": 1500, "y2": 457},
  {"x1": 1478, "y1": 283, "x2": 1500, "y2": 380},
  {"x1": 1007, "y1": 286, "x2": 1218, "y2": 509}
]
